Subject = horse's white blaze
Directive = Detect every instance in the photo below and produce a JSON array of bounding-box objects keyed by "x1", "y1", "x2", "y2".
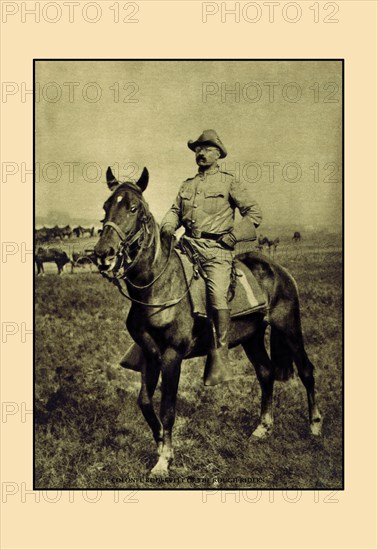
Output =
[{"x1": 116, "y1": 195, "x2": 123, "y2": 203}]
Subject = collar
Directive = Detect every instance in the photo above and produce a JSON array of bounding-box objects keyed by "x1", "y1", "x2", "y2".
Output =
[{"x1": 198, "y1": 165, "x2": 219, "y2": 180}]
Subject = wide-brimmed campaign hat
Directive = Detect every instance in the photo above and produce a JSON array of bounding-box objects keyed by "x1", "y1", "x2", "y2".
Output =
[{"x1": 188, "y1": 129, "x2": 227, "y2": 158}]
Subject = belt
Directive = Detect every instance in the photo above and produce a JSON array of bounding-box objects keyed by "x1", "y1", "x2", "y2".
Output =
[{"x1": 185, "y1": 229, "x2": 224, "y2": 241}]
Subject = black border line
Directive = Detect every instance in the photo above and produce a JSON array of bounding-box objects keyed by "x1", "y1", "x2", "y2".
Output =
[
  {"x1": 33, "y1": 58, "x2": 36, "y2": 496},
  {"x1": 33, "y1": 58, "x2": 345, "y2": 492}
]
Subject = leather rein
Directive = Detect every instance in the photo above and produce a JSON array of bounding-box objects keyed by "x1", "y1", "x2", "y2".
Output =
[{"x1": 100, "y1": 216, "x2": 194, "y2": 309}]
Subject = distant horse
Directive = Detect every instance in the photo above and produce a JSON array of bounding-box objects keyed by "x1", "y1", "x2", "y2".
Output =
[
  {"x1": 81, "y1": 226, "x2": 95, "y2": 238},
  {"x1": 59, "y1": 225, "x2": 72, "y2": 239},
  {"x1": 292, "y1": 231, "x2": 301, "y2": 243},
  {"x1": 72, "y1": 226, "x2": 94, "y2": 238},
  {"x1": 257, "y1": 236, "x2": 280, "y2": 258},
  {"x1": 49, "y1": 225, "x2": 64, "y2": 240},
  {"x1": 35, "y1": 247, "x2": 70, "y2": 275},
  {"x1": 35, "y1": 227, "x2": 51, "y2": 244},
  {"x1": 50, "y1": 225, "x2": 72, "y2": 240},
  {"x1": 94, "y1": 167, "x2": 322, "y2": 477},
  {"x1": 268, "y1": 237, "x2": 280, "y2": 258}
]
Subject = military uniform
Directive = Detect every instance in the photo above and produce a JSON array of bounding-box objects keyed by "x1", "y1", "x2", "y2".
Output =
[
  {"x1": 160, "y1": 130, "x2": 262, "y2": 386},
  {"x1": 161, "y1": 166, "x2": 262, "y2": 308}
]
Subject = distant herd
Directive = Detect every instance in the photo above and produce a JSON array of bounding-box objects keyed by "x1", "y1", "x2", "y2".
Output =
[
  {"x1": 35, "y1": 226, "x2": 302, "y2": 274},
  {"x1": 35, "y1": 225, "x2": 99, "y2": 243},
  {"x1": 35, "y1": 225, "x2": 100, "y2": 274}
]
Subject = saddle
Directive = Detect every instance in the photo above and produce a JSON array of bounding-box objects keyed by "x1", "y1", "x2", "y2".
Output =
[
  {"x1": 174, "y1": 243, "x2": 266, "y2": 319},
  {"x1": 119, "y1": 241, "x2": 267, "y2": 372}
]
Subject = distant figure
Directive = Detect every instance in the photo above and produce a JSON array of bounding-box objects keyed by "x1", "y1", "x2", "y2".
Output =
[
  {"x1": 72, "y1": 226, "x2": 82, "y2": 238},
  {"x1": 35, "y1": 247, "x2": 70, "y2": 275},
  {"x1": 292, "y1": 231, "x2": 301, "y2": 243}
]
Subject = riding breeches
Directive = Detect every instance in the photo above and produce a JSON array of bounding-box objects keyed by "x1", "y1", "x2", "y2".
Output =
[{"x1": 184, "y1": 237, "x2": 234, "y2": 310}]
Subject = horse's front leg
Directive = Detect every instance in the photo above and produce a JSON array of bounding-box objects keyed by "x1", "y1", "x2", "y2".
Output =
[
  {"x1": 150, "y1": 347, "x2": 182, "y2": 477},
  {"x1": 138, "y1": 359, "x2": 163, "y2": 449}
]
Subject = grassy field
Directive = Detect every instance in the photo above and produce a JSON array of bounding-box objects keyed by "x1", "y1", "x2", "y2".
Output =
[{"x1": 35, "y1": 236, "x2": 343, "y2": 489}]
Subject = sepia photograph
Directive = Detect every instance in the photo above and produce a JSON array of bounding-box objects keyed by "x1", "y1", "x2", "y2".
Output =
[{"x1": 34, "y1": 59, "x2": 343, "y2": 490}]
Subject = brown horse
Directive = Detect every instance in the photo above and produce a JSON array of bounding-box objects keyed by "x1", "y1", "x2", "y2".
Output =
[
  {"x1": 293, "y1": 231, "x2": 301, "y2": 242},
  {"x1": 95, "y1": 167, "x2": 322, "y2": 476},
  {"x1": 35, "y1": 247, "x2": 70, "y2": 275},
  {"x1": 257, "y1": 235, "x2": 279, "y2": 258}
]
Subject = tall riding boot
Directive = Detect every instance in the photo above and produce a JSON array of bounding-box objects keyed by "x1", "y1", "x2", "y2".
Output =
[{"x1": 204, "y1": 309, "x2": 233, "y2": 386}]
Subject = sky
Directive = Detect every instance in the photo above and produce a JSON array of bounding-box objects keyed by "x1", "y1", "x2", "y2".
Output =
[{"x1": 35, "y1": 60, "x2": 342, "y2": 232}]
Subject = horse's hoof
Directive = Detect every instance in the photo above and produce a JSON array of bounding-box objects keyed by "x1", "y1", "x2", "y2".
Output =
[
  {"x1": 149, "y1": 465, "x2": 169, "y2": 478},
  {"x1": 149, "y1": 454, "x2": 171, "y2": 478},
  {"x1": 251, "y1": 424, "x2": 272, "y2": 439},
  {"x1": 310, "y1": 417, "x2": 323, "y2": 437}
]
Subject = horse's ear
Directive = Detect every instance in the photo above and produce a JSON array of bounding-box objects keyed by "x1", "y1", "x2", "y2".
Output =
[
  {"x1": 136, "y1": 167, "x2": 149, "y2": 193},
  {"x1": 106, "y1": 167, "x2": 118, "y2": 191}
]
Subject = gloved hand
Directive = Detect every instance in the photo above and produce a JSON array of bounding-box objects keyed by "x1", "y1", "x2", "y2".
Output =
[
  {"x1": 218, "y1": 232, "x2": 237, "y2": 250},
  {"x1": 160, "y1": 223, "x2": 176, "y2": 240}
]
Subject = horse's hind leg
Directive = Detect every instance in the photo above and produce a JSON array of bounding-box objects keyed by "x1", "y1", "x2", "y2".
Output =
[
  {"x1": 242, "y1": 326, "x2": 275, "y2": 439},
  {"x1": 290, "y1": 338, "x2": 322, "y2": 436},
  {"x1": 275, "y1": 326, "x2": 322, "y2": 436}
]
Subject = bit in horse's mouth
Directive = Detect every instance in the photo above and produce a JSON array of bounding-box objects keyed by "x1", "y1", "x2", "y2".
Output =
[{"x1": 97, "y1": 257, "x2": 116, "y2": 272}]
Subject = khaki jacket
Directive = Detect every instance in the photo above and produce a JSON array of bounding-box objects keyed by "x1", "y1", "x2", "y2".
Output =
[{"x1": 161, "y1": 167, "x2": 262, "y2": 240}]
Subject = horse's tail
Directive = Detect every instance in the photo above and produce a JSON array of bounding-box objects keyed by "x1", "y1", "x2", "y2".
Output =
[{"x1": 270, "y1": 326, "x2": 294, "y2": 381}]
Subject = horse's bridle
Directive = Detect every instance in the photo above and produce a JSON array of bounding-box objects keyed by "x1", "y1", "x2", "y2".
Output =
[
  {"x1": 102, "y1": 219, "x2": 148, "y2": 277},
  {"x1": 100, "y1": 216, "x2": 194, "y2": 309}
]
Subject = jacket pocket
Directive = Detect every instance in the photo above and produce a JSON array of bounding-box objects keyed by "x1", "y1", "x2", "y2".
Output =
[
  {"x1": 180, "y1": 190, "x2": 194, "y2": 201},
  {"x1": 203, "y1": 190, "x2": 226, "y2": 214}
]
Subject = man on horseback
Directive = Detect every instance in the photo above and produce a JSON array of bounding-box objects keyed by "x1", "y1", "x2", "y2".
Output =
[{"x1": 160, "y1": 130, "x2": 262, "y2": 385}]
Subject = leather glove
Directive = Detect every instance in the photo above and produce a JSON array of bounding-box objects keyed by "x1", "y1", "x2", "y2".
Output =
[
  {"x1": 218, "y1": 232, "x2": 237, "y2": 250},
  {"x1": 160, "y1": 223, "x2": 176, "y2": 240}
]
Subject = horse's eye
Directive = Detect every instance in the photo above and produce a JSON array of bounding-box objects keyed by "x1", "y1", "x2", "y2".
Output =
[{"x1": 130, "y1": 205, "x2": 137, "y2": 213}]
